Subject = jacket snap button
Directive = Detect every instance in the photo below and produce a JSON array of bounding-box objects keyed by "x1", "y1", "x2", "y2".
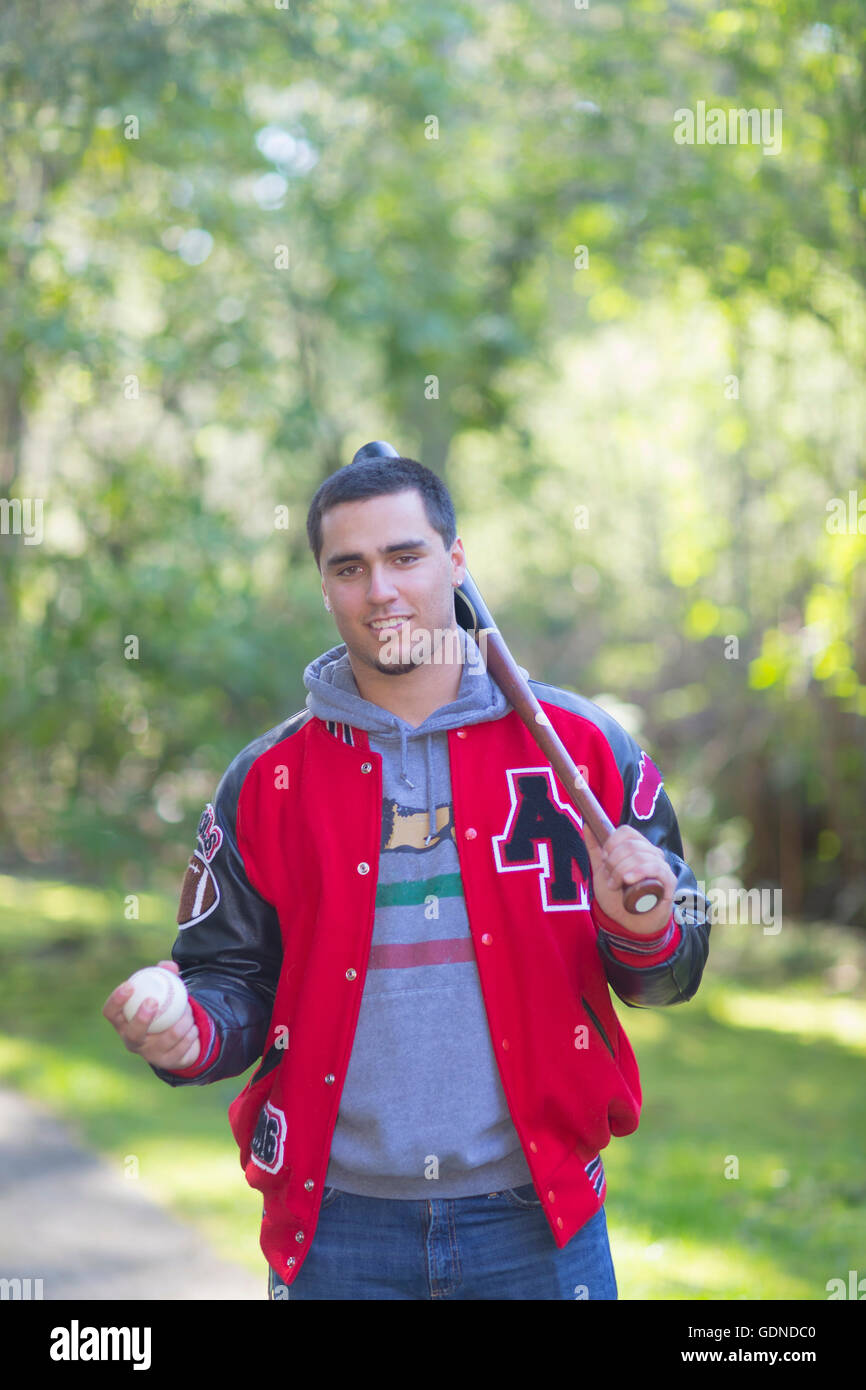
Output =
[
  {"x1": 357, "y1": 862, "x2": 370, "y2": 874},
  {"x1": 304, "y1": 1179, "x2": 314, "y2": 1191},
  {"x1": 324, "y1": 1074, "x2": 335, "y2": 1084},
  {"x1": 287, "y1": 1257, "x2": 295, "y2": 1267},
  {"x1": 346, "y1": 968, "x2": 357, "y2": 980},
  {"x1": 361, "y1": 762, "x2": 372, "y2": 773},
  {"x1": 295, "y1": 1231, "x2": 305, "y2": 1243},
  {"x1": 556, "y1": 1216, "x2": 564, "y2": 1230},
  {"x1": 456, "y1": 730, "x2": 467, "y2": 739},
  {"x1": 547, "y1": 1190, "x2": 555, "y2": 1202},
  {"x1": 464, "y1": 828, "x2": 477, "y2": 840},
  {"x1": 529, "y1": 1141, "x2": 538, "y2": 1153},
  {"x1": 481, "y1": 933, "x2": 492, "y2": 945},
  {"x1": 501, "y1": 1039, "x2": 509, "y2": 1050}
]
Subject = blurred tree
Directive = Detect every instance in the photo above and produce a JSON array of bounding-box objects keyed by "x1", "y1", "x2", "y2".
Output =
[{"x1": 0, "y1": 0, "x2": 862, "y2": 920}]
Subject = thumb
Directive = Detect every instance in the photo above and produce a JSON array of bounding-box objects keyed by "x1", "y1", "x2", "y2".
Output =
[{"x1": 157, "y1": 960, "x2": 180, "y2": 974}]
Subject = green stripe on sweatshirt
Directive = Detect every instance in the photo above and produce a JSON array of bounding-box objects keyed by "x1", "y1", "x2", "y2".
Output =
[{"x1": 376, "y1": 873, "x2": 464, "y2": 906}]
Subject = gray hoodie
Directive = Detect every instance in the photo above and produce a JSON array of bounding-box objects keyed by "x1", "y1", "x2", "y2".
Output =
[{"x1": 302, "y1": 624, "x2": 534, "y2": 1198}]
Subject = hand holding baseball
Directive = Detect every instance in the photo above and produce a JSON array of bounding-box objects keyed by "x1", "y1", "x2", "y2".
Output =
[{"x1": 103, "y1": 961, "x2": 201, "y2": 1070}]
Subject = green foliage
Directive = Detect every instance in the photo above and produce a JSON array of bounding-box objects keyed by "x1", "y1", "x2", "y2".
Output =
[{"x1": 0, "y1": 0, "x2": 863, "y2": 919}]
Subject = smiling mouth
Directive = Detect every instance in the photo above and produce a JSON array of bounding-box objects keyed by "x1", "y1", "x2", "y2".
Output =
[{"x1": 368, "y1": 618, "x2": 411, "y2": 631}]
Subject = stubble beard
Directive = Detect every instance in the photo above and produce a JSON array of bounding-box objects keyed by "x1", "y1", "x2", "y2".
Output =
[{"x1": 363, "y1": 600, "x2": 460, "y2": 678}]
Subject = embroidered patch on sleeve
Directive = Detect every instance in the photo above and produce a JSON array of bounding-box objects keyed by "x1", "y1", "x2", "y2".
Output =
[
  {"x1": 631, "y1": 751, "x2": 663, "y2": 820},
  {"x1": 196, "y1": 803, "x2": 223, "y2": 861},
  {"x1": 177, "y1": 803, "x2": 223, "y2": 928}
]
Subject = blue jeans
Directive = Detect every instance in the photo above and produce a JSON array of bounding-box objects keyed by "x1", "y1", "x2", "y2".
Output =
[{"x1": 267, "y1": 1183, "x2": 617, "y2": 1300}]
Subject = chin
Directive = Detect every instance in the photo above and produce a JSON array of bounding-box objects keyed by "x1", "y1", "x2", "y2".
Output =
[{"x1": 373, "y1": 660, "x2": 419, "y2": 677}]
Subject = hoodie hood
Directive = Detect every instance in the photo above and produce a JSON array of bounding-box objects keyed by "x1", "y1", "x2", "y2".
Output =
[{"x1": 303, "y1": 624, "x2": 511, "y2": 841}]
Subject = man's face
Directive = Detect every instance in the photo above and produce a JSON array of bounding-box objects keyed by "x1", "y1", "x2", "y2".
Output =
[{"x1": 319, "y1": 489, "x2": 466, "y2": 677}]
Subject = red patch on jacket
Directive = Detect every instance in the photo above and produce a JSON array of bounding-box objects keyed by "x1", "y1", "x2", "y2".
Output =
[{"x1": 631, "y1": 752, "x2": 663, "y2": 820}]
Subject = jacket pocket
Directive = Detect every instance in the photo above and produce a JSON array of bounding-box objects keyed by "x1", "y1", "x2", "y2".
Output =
[
  {"x1": 250, "y1": 1040, "x2": 282, "y2": 1088},
  {"x1": 580, "y1": 994, "x2": 616, "y2": 1060},
  {"x1": 229, "y1": 1042, "x2": 284, "y2": 1169}
]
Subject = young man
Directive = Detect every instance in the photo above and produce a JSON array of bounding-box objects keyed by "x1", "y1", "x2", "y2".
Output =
[{"x1": 103, "y1": 454, "x2": 710, "y2": 1301}]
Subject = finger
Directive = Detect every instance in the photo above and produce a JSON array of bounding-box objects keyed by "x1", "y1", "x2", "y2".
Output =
[
  {"x1": 104, "y1": 992, "x2": 157, "y2": 1043},
  {"x1": 175, "y1": 1039, "x2": 201, "y2": 1069},
  {"x1": 173, "y1": 1033, "x2": 201, "y2": 1069},
  {"x1": 152, "y1": 1027, "x2": 197, "y2": 1064},
  {"x1": 602, "y1": 828, "x2": 644, "y2": 862},
  {"x1": 103, "y1": 972, "x2": 164, "y2": 1026},
  {"x1": 167, "y1": 1027, "x2": 201, "y2": 1068},
  {"x1": 119, "y1": 997, "x2": 162, "y2": 1051},
  {"x1": 148, "y1": 1018, "x2": 200, "y2": 1069},
  {"x1": 157, "y1": 960, "x2": 179, "y2": 974},
  {"x1": 603, "y1": 834, "x2": 657, "y2": 874},
  {"x1": 603, "y1": 853, "x2": 663, "y2": 889},
  {"x1": 102, "y1": 980, "x2": 137, "y2": 1022},
  {"x1": 154, "y1": 1005, "x2": 195, "y2": 1051},
  {"x1": 130, "y1": 995, "x2": 194, "y2": 1053}
]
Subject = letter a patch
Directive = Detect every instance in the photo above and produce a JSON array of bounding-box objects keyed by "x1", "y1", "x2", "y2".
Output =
[{"x1": 493, "y1": 767, "x2": 591, "y2": 911}]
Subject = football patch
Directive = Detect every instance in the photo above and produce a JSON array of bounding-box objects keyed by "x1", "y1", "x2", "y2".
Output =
[
  {"x1": 177, "y1": 803, "x2": 224, "y2": 929},
  {"x1": 177, "y1": 850, "x2": 221, "y2": 928}
]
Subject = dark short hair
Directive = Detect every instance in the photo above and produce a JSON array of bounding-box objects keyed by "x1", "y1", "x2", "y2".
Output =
[{"x1": 306, "y1": 455, "x2": 458, "y2": 570}]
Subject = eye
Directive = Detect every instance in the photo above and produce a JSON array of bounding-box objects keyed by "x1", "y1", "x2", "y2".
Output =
[{"x1": 337, "y1": 555, "x2": 418, "y2": 576}]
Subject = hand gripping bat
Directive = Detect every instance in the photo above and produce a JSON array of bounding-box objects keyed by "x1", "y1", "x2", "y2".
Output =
[{"x1": 350, "y1": 441, "x2": 664, "y2": 914}]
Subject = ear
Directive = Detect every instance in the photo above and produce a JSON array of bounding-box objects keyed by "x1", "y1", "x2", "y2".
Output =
[{"x1": 451, "y1": 537, "x2": 467, "y2": 586}]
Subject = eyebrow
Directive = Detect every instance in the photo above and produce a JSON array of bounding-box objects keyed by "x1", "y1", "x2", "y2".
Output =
[{"x1": 324, "y1": 539, "x2": 431, "y2": 571}]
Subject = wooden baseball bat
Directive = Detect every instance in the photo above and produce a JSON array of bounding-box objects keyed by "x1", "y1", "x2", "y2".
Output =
[{"x1": 350, "y1": 441, "x2": 664, "y2": 914}]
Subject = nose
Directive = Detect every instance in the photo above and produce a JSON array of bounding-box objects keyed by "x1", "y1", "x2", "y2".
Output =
[{"x1": 366, "y1": 563, "x2": 400, "y2": 606}]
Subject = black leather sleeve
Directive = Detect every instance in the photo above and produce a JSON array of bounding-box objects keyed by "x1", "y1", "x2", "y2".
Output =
[
  {"x1": 149, "y1": 715, "x2": 307, "y2": 1088},
  {"x1": 593, "y1": 738, "x2": 711, "y2": 1009}
]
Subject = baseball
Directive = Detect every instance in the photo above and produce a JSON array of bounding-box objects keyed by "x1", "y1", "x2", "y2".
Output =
[{"x1": 122, "y1": 966, "x2": 189, "y2": 1034}]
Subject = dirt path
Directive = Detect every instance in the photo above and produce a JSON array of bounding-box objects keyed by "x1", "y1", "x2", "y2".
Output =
[{"x1": 0, "y1": 1085, "x2": 264, "y2": 1300}]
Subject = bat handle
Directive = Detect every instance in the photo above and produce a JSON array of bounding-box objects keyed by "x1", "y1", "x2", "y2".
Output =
[{"x1": 622, "y1": 879, "x2": 665, "y2": 915}]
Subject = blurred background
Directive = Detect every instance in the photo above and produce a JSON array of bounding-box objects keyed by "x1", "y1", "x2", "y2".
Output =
[{"x1": 0, "y1": 0, "x2": 864, "y2": 1300}]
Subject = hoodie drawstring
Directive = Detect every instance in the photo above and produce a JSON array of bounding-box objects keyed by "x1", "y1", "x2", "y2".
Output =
[
  {"x1": 399, "y1": 727, "x2": 413, "y2": 788},
  {"x1": 425, "y1": 736, "x2": 435, "y2": 843},
  {"x1": 399, "y1": 727, "x2": 438, "y2": 845}
]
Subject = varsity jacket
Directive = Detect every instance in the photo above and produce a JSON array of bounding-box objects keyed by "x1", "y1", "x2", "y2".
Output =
[{"x1": 151, "y1": 676, "x2": 710, "y2": 1286}]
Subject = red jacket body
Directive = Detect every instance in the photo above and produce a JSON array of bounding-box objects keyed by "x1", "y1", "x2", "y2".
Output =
[{"x1": 152, "y1": 679, "x2": 710, "y2": 1286}]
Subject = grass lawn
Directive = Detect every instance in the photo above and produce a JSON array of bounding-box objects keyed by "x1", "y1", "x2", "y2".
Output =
[{"x1": 1, "y1": 872, "x2": 864, "y2": 1298}]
